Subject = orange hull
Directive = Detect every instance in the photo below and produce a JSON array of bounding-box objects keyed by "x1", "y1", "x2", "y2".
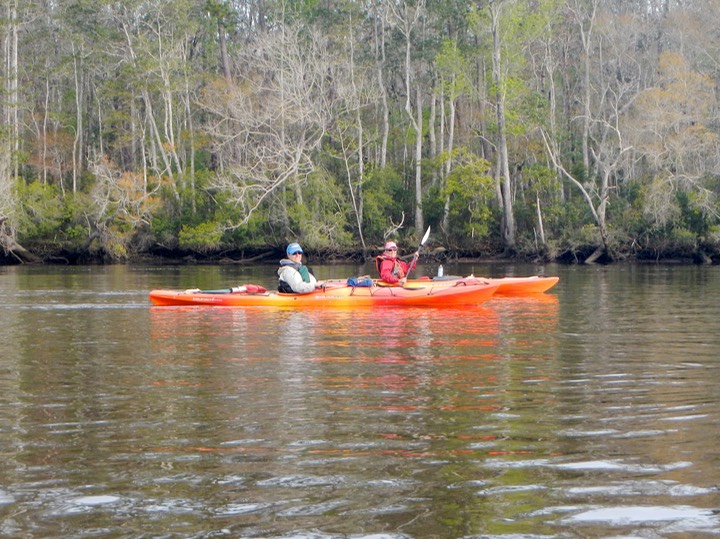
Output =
[
  {"x1": 481, "y1": 276, "x2": 559, "y2": 295},
  {"x1": 401, "y1": 275, "x2": 559, "y2": 295},
  {"x1": 149, "y1": 282, "x2": 500, "y2": 308}
]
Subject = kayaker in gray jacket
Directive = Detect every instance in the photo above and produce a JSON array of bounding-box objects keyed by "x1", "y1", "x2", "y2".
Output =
[{"x1": 278, "y1": 243, "x2": 324, "y2": 293}]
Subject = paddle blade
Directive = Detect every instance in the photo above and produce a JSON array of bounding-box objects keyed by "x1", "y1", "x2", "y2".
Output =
[{"x1": 421, "y1": 226, "x2": 431, "y2": 246}]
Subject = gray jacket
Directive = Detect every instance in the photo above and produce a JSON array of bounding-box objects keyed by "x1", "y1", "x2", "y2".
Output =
[{"x1": 277, "y1": 261, "x2": 318, "y2": 293}]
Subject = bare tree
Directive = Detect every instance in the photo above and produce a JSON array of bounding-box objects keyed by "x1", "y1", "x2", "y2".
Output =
[
  {"x1": 435, "y1": 39, "x2": 472, "y2": 235},
  {"x1": 0, "y1": 0, "x2": 34, "y2": 261},
  {"x1": 371, "y1": 1, "x2": 390, "y2": 170},
  {"x1": 566, "y1": 0, "x2": 599, "y2": 175},
  {"x1": 541, "y1": 5, "x2": 643, "y2": 262},
  {"x1": 202, "y1": 24, "x2": 338, "y2": 227},
  {"x1": 82, "y1": 154, "x2": 160, "y2": 259},
  {"x1": 624, "y1": 52, "x2": 720, "y2": 229},
  {"x1": 488, "y1": 0, "x2": 516, "y2": 251},
  {"x1": 386, "y1": 0, "x2": 426, "y2": 237},
  {"x1": 332, "y1": 7, "x2": 380, "y2": 252},
  {"x1": 4, "y1": 0, "x2": 19, "y2": 183}
]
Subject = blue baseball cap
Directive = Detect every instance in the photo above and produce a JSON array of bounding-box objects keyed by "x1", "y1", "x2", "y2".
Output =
[{"x1": 286, "y1": 242, "x2": 303, "y2": 255}]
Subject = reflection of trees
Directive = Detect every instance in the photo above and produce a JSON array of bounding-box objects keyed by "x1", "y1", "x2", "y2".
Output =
[
  {"x1": 290, "y1": 304, "x2": 555, "y2": 535},
  {"x1": 555, "y1": 267, "x2": 720, "y2": 506}
]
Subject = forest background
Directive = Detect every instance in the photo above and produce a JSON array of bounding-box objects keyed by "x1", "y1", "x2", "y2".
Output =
[{"x1": 2, "y1": 0, "x2": 720, "y2": 265}]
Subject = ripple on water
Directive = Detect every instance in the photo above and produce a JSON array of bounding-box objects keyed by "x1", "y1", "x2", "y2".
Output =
[
  {"x1": 214, "y1": 501, "x2": 282, "y2": 516},
  {"x1": 552, "y1": 459, "x2": 693, "y2": 473},
  {"x1": 564, "y1": 480, "x2": 718, "y2": 498},
  {"x1": 45, "y1": 494, "x2": 124, "y2": 516},
  {"x1": 277, "y1": 499, "x2": 348, "y2": 516},
  {"x1": 256, "y1": 474, "x2": 346, "y2": 488},
  {"x1": 456, "y1": 536, "x2": 560, "y2": 539},
  {"x1": 477, "y1": 484, "x2": 547, "y2": 496},
  {"x1": 253, "y1": 534, "x2": 414, "y2": 539},
  {"x1": 561, "y1": 505, "x2": 719, "y2": 529},
  {"x1": 72, "y1": 495, "x2": 121, "y2": 506}
]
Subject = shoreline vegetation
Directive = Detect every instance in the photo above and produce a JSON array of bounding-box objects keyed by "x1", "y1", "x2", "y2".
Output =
[
  {"x1": 3, "y1": 2, "x2": 720, "y2": 270},
  {"x1": 1, "y1": 239, "x2": 717, "y2": 267}
]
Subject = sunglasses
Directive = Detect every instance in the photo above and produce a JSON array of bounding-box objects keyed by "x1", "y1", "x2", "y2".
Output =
[
  {"x1": 290, "y1": 251, "x2": 303, "y2": 256},
  {"x1": 386, "y1": 248, "x2": 397, "y2": 251}
]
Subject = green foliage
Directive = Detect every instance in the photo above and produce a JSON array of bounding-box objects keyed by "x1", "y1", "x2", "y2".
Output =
[
  {"x1": 222, "y1": 210, "x2": 270, "y2": 249},
  {"x1": 668, "y1": 227, "x2": 699, "y2": 255},
  {"x1": 435, "y1": 39, "x2": 472, "y2": 100},
  {"x1": 678, "y1": 190, "x2": 716, "y2": 237},
  {"x1": 149, "y1": 207, "x2": 182, "y2": 248},
  {"x1": 15, "y1": 182, "x2": 116, "y2": 253},
  {"x1": 16, "y1": 181, "x2": 65, "y2": 243},
  {"x1": 61, "y1": 193, "x2": 94, "y2": 244},
  {"x1": 705, "y1": 225, "x2": 720, "y2": 248},
  {"x1": 421, "y1": 185, "x2": 446, "y2": 232},
  {"x1": 149, "y1": 170, "x2": 222, "y2": 248},
  {"x1": 512, "y1": 164, "x2": 564, "y2": 245},
  {"x1": 362, "y1": 166, "x2": 412, "y2": 244},
  {"x1": 178, "y1": 221, "x2": 223, "y2": 252},
  {"x1": 442, "y1": 148, "x2": 495, "y2": 243},
  {"x1": 10, "y1": 0, "x2": 720, "y2": 262},
  {"x1": 286, "y1": 169, "x2": 353, "y2": 251},
  {"x1": 518, "y1": 91, "x2": 550, "y2": 129}
]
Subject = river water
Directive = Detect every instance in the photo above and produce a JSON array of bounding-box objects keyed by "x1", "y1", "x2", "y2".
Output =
[{"x1": 0, "y1": 262, "x2": 718, "y2": 538}]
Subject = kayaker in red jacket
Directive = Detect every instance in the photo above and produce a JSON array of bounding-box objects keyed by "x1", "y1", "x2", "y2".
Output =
[{"x1": 376, "y1": 241, "x2": 419, "y2": 285}]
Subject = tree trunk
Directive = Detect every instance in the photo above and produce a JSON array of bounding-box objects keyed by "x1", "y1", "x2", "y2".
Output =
[
  {"x1": 218, "y1": 21, "x2": 232, "y2": 82},
  {"x1": 0, "y1": 218, "x2": 41, "y2": 263},
  {"x1": 445, "y1": 96, "x2": 456, "y2": 179},
  {"x1": 183, "y1": 79, "x2": 196, "y2": 212},
  {"x1": 570, "y1": 0, "x2": 598, "y2": 175},
  {"x1": 536, "y1": 192, "x2": 546, "y2": 248},
  {"x1": 441, "y1": 94, "x2": 457, "y2": 236},
  {"x1": 429, "y1": 89, "x2": 437, "y2": 180},
  {"x1": 414, "y1": 83, "x2": 424, "y2": 234},
  {"x1": 42, "y1": 77, "x2": 49, "y2": 184},
  {"x1": 374, "y1": 10, "x2": 389, "y2": 169},
  {"x1": 9, "y1": 0, "x2": 19, "y2": 183},
  {"x1": 490, "y1": 3, "x2": 515, "y2": 251},
  {"x1": 72, "y1": 45, "x2": 84, "y2": 192},
  {"x1": 143, "y1": 90, "x2": 175, "y2": 184},
  {"x1": 356, "y1": 114, "x2": 366, "y2": 251}
]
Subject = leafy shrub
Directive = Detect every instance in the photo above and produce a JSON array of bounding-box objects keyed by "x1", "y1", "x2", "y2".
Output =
[
  {"x1": 16, "y1": 181, "x2": 64, "y2": 242},
  {"x1": 362, "y1": 166, "x2": 409, "y2": 244},
  {"x1": 178, "y1": 222, "x2": 223, "y2": 252}
]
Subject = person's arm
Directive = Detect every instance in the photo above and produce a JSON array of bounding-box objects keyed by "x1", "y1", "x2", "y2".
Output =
[
  {"x1": 406, "y1": 251, "x2": 419, "y2": 275},
  {"x1": 279, "y1": 266, "x2": 317, "y2": 293},
  {"x1": 396, "y1": 259, "x2": 412, "y2": 284},
  {"x1": 379, "y1": 259, "x2": 400, "y2": 284}
]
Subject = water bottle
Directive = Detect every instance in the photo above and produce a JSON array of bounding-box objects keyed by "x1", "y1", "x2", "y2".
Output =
[{"x1": 438, "y1": 264, "x2": 444, "y2": 277}]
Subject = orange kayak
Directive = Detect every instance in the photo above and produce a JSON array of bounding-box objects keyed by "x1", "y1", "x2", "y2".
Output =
[
  {"x1": 396, "y1": 275, "x2": 559, "y2": 295},
  {"x1": 149, "y1": 281, "x2": 500, "y2": 308},
  {"x1": 472, "y1": 275, "x2": 558, "y2": 295}
]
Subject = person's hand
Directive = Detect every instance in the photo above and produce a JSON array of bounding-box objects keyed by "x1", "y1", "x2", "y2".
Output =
[
  {"x1": 412, "y1": 251, "x2": 419, "y2": 260},
  {"x1": 399, "y1": 277, "x2": 407, "y2": 285}
]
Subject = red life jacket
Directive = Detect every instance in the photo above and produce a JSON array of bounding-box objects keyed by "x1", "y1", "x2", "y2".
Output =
[{"x1": 376, "y1": 255, "x2": 406, "y2": 280}]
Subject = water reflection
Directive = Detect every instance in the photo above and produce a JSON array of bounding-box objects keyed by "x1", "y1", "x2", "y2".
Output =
[
  {"x1": 1, "y1": 265, "x2": 719, "y2": 537},
  {"x1": 142, "y1": 298, "x2": 570, "y2": 536}
]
